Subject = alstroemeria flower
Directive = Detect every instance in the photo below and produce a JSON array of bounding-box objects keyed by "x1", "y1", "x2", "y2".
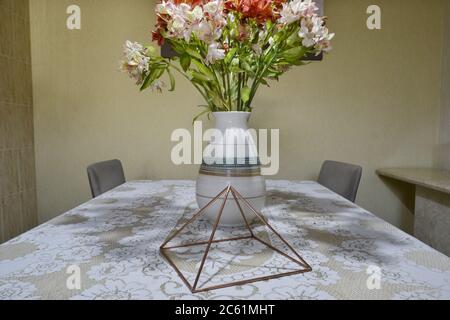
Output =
[
  {"x1": 278, "y1": 0, "x2": 318, "y2": 25},
  {"x1": 156, "y1": 1, "x2": 175, "y2": 15},
  {"x1": 227, "y1": 0, "x2": 278, "y2": 23},
  {"x1": 190, "y1": 5, "x2": 204, "y2": 21},
  {"x1": 120, "y1": 41, "x2": 150, "y2": 85},
  {"x1": 206, "y1": 42, "x2": 225, "y2": 64},
  {"x1": 193, "y1": 20, "x2": 214, "y2": 42},
  {"x1": 298, "y1": 17, "x2": 316, "y2": 47},
  {"x1": 298, "y1": 15, "x2": 334, "y2": 49},
  {"x1": 315, "y1": 28, "x2": 334, "y2": 53},
  {"x1": 291, "y1": 0, "x2": 318, "y2": 16},
  {"x1": 278, "y1": 4, "x2": 300, "y2": 25},
  {"x1": 203, "y1": 0, "x2": 220, "y2": 14}
]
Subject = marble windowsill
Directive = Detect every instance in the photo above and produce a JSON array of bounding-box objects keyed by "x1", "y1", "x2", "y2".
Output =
[{"x1": 376, "y1": 167, "x2": 450, "y2": 195}]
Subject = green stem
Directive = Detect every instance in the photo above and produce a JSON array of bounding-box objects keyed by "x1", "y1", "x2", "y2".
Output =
[
  {"x1": 237, "y1": 72, "x2": 242, "y2": 111},
  {"x1": 206, "y1": 62, "x2": 227, "y2": 108},
  {"x1": 246, "y1": 49, "x2": 279, "y2": 109},
  {"x1": 226, "y1": 70, "x2": 232, "y2": 111},
  {"x1": 246, "y1": 25, "x2": 298, "y2": 109},
  {"x1": 221, "y1": 63, "x2": 228, "y2": 110},
  {"x1": 168, "y1": 62, "x2": 214, "y2": 110}
]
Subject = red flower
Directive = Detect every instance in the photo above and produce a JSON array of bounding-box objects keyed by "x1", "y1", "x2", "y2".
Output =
[
  {"x1": 152, "y1": 30, "x2": 165, "y2": 46},
  {"x1": 152, "y1": 13, "x2": 168, "y2": 46},
  {"x1": 173, "y1": 0, "x2": 205, "y2": 6},
  {"x1": 226, "y1": 0, "x2": 285, "y2": 23}
]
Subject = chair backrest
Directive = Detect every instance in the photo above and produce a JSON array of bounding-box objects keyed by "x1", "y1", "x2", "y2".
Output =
[
  {"x1": 317, "y1": 160, "x2": 362, "y2": 202},
  {"x1": 87, "y1": 159, "x2": 125, "y2": 198}
]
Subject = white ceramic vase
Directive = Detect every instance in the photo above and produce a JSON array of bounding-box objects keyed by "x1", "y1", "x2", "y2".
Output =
[{"x1": 196, "y1": 112, "x2": 266, "y2": 227}]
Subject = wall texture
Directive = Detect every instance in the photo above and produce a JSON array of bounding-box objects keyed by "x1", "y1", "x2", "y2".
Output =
[
  {"x1": 436, "y1": 0, "x2": 450, "y2": 171},
  {"x1": 0, "y1": 0, "x2": 37, "y2": 243},
  {"x1": 30, "y1": 0, "x2": 445, "y2": 233}
]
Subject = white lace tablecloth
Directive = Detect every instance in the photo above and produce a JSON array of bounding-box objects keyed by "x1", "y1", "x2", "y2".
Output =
[{"x1": 1, "y1": 180, "x2": 449, "y2": 300}]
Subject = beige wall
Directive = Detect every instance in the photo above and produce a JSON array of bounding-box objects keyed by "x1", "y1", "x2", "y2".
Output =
[
  {"x1": 30, "y1": 0, "x2": 445, "y2": 233},
  {"x1": 0, "y1": 0, "x2": 37, "y2": 243},
  {"x1": 436, "y1": 0, "x2": 450, "y2": 171}
]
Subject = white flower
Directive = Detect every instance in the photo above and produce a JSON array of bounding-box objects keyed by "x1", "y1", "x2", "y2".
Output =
[
  {"x1": 204, "y1": 1, "x2": 221, "y2": 15},
  {"x1": 206, "y1": 42, "x2": 225, "y2": 64},
  {"x1": 311, "y1": 15, "x2": 325, "y2": 34},
  {"x1": 123, "y1": 40, "x2": 144, "y2": 60},
  {"x1": 278, "y1": 0, "x2": 319, "y2": 25},
  {"x1": 120, "y1": 41, "x2": 150, "y2": 85},
  {"x1": 179, "y1": 3, "x2": 191, "y2": 13},
  {"x1": 291, "y1": 0, "x2": 318, "y2": 16},
  {"x1": 190, "y1": 5, "x2": 204, "y2": 21},
  {"x1": 156, "y1": 1, "x2": 174, "y2": 15},
  {"x1": 137, "y1": 56, "x2": 150, "y2": 73},
  {"x1": 193, "y1": 20, "x2": 214, "y2": 43},
  {"x1": 315, "y1": 31, "x2": 334, "y2": 53},
  {"x1": 279, "y1": 3, "x2": 300, "y2": 25},
  {"x1": 168, "y1": 14, "x2": 187, "y2": 35},
  {"x1": 298, "y1": 15, "x2": 334, "y2": 51},
  {"x1": 299, "y1": 24, "x2": 316, "y2": 47}
]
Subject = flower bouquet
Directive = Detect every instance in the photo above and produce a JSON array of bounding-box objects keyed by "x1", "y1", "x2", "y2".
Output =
[{"x1": 121, "y1": 0, "x2": 334, "y2": 120}]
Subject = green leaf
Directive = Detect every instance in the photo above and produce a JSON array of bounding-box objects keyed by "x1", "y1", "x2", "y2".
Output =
[
  {"x1": 259, "y1": 78, "x2": 270, "y2": 87},
  {"x1": 286, "y1": 32, "x2": 301, "y2": 47},
  {"x1": 145, "y1": 46, "x2": 158, "y2": 57},
  {"x1": 140, "y1": 74, "x2": 152, "y2": 91},
  {"x1": 224, "y1": 48, "x2": 238, "y2": 64},
  {"x1": 167, "y1": 68, "x2": 175, "y2": 91},
  {"x1": 180, "y1": 54, "x2": 191, "y2": 72},
  {"x1": 192, "y1": 108, "x2": 211, "y2": 124},
  {"x1": 241, "y1": 86, "x2": 251, "y2": 103},
  {"x1": 140, "y1": 67, "x2": 164, "y2": 91},
  {"x1": 241, "y1": 60, "x2": 255, "y2": 77},
  {"x1": 191, "y1": 71, "x2": 213, "y2": 82},
  {"x1": 281, "y1": 46, "x2": 307, "y2": 63},
  {"x1": 186, "y1": 47, "x2": 203, "y2": 60},
  {"x1": 170, "y1": 41, "x2": 185, "y2": 55},
  {"x1": 191, "y1": 60, "x2": 215, "y2": 80}
]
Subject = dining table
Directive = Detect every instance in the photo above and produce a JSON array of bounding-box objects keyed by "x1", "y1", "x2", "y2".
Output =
[{"x1": 0, "y1": 180, "x2": 449, "y2": 300}]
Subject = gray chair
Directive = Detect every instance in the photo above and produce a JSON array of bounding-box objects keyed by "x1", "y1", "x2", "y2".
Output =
[
  {"x1": 317, "y1": 160, "x2": 362, "y2": 202},
  {"x1": 87, "y1": 159, "x2": 126, "y2": 198}
]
